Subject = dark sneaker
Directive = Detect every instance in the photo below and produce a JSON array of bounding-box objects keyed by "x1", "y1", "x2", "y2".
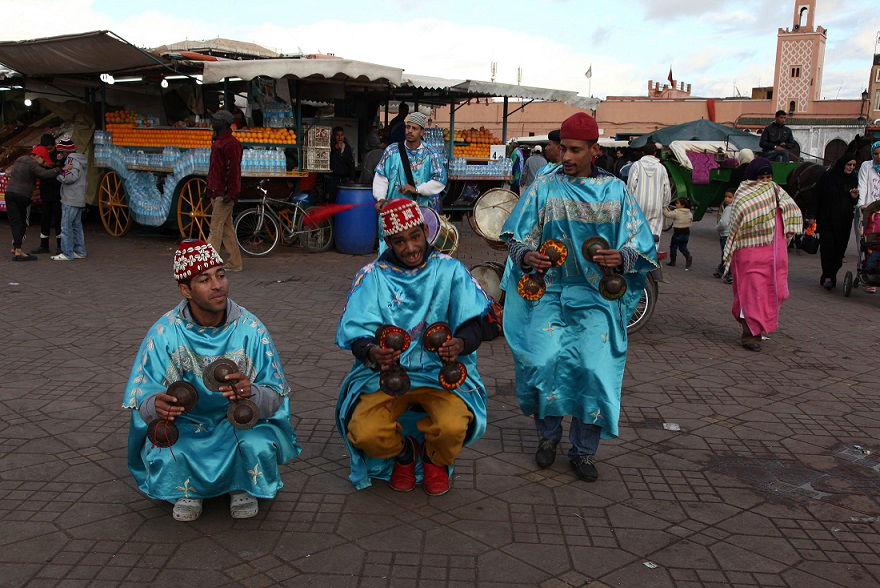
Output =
[
  {"x1": 570, "y1": 455, "x2": 598, "y2": 482},
  {"x1": 29, "y1": 246, "x2": 49, "y2": 254},
  {"x1": 665, "y1": 261, "x2": 675, "y2": 267},
  {"x1": 535, "y1": 438, "x2": 559, "y2": 469},
  {"x1": 685, "y1": 256, "x2": 693, "y2": 269}
]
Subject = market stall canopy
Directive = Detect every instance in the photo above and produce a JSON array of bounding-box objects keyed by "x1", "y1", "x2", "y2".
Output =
[
  {"x1": 399, "y1": 74, "x2": 599, "y2": 109},
  {"x1": 201, "y1": 58, "x2": 403, "y2": 85},
  {"x1": 668, "y1": 141, "x2": 739, "y2": 170},
  {"x1": 0, "y1": 31, "x2": 160, "y2": 77},
  {"x1": 153, "y1": 38, "x2": 280, "y2": 60},
  {"x1": 630, "y1": 119, "x2": 760, "y2": 151}
]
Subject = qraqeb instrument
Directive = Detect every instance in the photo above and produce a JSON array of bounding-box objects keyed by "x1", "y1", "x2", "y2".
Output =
[
  {"x1": 204, "y1": 358, "x2": 259, "y2": 429},
  {"x1": 376, "y1": 325, "x2": 411, "y2": 396},
  {"x1": 471, "y1": 188, "x2": 519, "y2": 250},
  {"x1": 582, "y1": 237, "x2": 627, "y2": 300},
  {"x1": 517, "y1": 239, "x2": 568, "y2": 301},
  {"x1": 146, "y1": 381, "x2": 199, "y2": 448},
  {"x1": 422, "y1": 322, "x2": 468, "y2": 391},
  {"x1": 421, "y1": 206, "x2": 459, "y2": 256}
]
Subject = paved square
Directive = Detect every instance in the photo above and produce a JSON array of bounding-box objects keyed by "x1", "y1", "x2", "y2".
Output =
[{"x1": 1, "y1": 214, "x2": 878, "y2": 587}]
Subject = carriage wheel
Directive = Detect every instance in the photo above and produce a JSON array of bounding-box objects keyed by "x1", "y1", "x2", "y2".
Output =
[
  {"x1": 97, "y1": 171, "x2": 131, "y2": 237},
  {"x1": 176, "y1": 177, "x2": 211, "y2": 241}
]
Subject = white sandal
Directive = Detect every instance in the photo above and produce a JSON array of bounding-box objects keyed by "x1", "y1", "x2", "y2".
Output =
[
  {"x1": 173, "y1": 497, "x2": 203, "y2": 521},
  {"x1": 230, "y1": 491, "x2": 258, "y2": 519}
]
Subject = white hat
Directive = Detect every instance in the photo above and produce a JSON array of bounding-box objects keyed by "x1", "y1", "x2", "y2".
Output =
[{"x1": 532, "y1": 145, "x2": 543, "y2": 153}]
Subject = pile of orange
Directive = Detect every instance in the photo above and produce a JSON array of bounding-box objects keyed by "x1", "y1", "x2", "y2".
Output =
[
  {"x1": 107, "y1": 124, "x2": 211, "y2": 148},
  {"x1": 105, "y1": 110, "x2": 139, "y2": 124},
  {"x1": 106, "y1": 125, "x2": 297, "y2": 149},
  {"x1": 444, "y1": 127, "x2": 500, "y2": 145},
  {"x1": 453, "y1": 144, "x2": 490, "y2": 158},
  {"x1": 232, "y1": 128, "x2": 297, "y2": 145}
]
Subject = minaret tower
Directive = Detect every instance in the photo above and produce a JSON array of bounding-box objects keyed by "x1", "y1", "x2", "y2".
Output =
[{"x1": 773, "y1": 0, "x2": 827, "y2": 114}]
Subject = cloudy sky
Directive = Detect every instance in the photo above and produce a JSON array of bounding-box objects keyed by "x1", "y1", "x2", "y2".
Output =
[{"x1": 6, "y1": 0, "x2": 878, "y2": 99}]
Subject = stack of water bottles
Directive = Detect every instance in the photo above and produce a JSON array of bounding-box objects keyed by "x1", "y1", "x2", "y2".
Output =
[
  {"x1": 262, "y1": 103, "x2": 294, "y2": 128},
  {"x1": 448, "y1": 157, "x2": 513, "y2": 178},
  {"x1": 423, "y1": 128, "x2": 447, "y2": 161},
  {"x1": 94, "y1": 130, "x2": 111, "y2": 145},
  {"x1": 241, "y1": 150, "x2": 286, "y2": 175}
]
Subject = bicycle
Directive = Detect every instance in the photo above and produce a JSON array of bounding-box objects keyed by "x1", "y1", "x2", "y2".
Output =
[{"x1": 234, "y1": 179, "x2": 334, "y2": 256}]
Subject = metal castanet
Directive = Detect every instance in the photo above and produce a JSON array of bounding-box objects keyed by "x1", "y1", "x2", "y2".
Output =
[
  {"x1": 203, "y1": 358, "x2": 241, "y2": 393},
  {"x1": 517, "y1": 239, "x2": 569, "y2": 302},
  {"x1": 147, "y1": 418, "x2": 179, "y2": 448},
  {"x1": 166, "y1": 381, "x2": 198, "y2": 411},
  {"x1": 376, "y1": 325, "x2": 411, "y2": 396},
  {"x1": 227, "y1": 398, "x2": 260, "y2": 430},
  {"x1": 423, "y1": 322, "x2": 468, "y2": 391},
  {"x1": 582, "y1": 236, "x2": 627, "y2": 300}
]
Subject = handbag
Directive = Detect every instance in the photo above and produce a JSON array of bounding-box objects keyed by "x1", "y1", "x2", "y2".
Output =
[{"x1": 795, "y1": 233, "x2": 820, "y2": 254}]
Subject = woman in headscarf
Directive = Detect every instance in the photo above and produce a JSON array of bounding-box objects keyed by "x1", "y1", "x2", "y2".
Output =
[
  {"x1": 816, "y1": 154, "x2": 859, "y2": 289},
  {"x1": 723, "y1": 158, "x2": 803, "y2": 351},
  {"x1": 857, "y1": 141, "x2": 880, "y2": 212}
]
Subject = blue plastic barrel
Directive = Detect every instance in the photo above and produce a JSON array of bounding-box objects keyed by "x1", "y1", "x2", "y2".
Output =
[{"x1": 335, "y1": 183, "x2": 377, "y2": 254}]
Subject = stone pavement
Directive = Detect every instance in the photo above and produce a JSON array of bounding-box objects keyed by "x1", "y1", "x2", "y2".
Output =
[{"x1": 2, "y1": 212, "x2": 880, "y2": 588}]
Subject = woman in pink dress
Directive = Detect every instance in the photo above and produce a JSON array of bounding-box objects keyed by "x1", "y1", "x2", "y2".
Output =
[{"x1": 723, "y1": 158, "x2": 803, "y2": 351}]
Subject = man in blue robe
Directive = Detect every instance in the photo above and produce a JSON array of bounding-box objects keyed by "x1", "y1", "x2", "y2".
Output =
[
  {"x1": 372, "y1": 111, "x2": 446, "y2": 215},
  {"x1": 123, "y1": 240, "x2": 300, "y2": 521},
  {"x1": 336, "y1": 199, "x2": 490, "y2": 495},
  {"x1": 500, "y1": 112, "x2": 657, "y2": 482}
]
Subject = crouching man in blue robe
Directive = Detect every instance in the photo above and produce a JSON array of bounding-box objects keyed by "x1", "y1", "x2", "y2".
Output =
[
  {"x1": 123, "y1": 240, "x2": 300, "y2": 521},
  {"x1": 336, "y1": 199, "x2": 491, "y2": 495}
]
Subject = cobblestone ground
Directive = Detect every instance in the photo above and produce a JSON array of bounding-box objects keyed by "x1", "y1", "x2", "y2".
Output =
[{"x1": 2, "y1": 212, "x2": 879, "y2": 588}]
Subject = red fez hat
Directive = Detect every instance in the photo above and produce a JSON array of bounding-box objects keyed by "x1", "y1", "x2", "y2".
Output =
[
  {"x1": 173, "y1": 239, "x2": 224, "y2": 281},
  {"x1": 380, "y1": 199, "x2": 424, "y2": 237},
  {"x1": 560, "y1": 112, "x2": 599, "y2": 141},
  {"x1": 31, "y1": 146, "x2": 51, "y2": 161}
]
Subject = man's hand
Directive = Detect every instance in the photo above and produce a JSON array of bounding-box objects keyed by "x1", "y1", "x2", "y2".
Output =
[
  {"x1": 850, "y1": 188, "x2": 859, "y2": 199},
  {"x1": 369, "y1": 345, "x2": 401, "y2": 371},
  {"x1": 775, "y1": 145, "x2": 785, "y2": 151},
  {"x1": 220, "y1": 372, "x2": 252, "y2": 401},
  {"x1": 398, "y1": 184, "x2": 418, "y2": 195},
  {"x1": 374, "y1": 199, "x2": 387, "y2": 212},
  {"x1": 154, "y1": 393, "x2": 186, "y2": 421},
  {"x1": 438, "y1": 337, "x2": 464, "y2": 362},
  {"x1": 593, "y1": 248, "x2": 622, "y2": 268},
  {"x1": 523, "y1": 251, "x2": 551, "y2": 271}
]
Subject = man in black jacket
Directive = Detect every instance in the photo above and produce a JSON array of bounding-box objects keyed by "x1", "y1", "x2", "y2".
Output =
[{"x1": 760, "y1": 111, "x2": 797, "y2": 162}]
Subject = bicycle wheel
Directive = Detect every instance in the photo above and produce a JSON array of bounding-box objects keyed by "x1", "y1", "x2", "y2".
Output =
[
  {"x1": 299, "y1": 205, "x2": 334, "y2": 253},
  {"x1": 234, "y1": 208, "x2": 280, "y2": 256},
  {"x1": 627, "y1": 274, "x2": 658, "y2": 335}
]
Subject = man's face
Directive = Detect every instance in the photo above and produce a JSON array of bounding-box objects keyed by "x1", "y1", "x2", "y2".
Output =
[
  {"x1": 179, "y1": 267, "x2": 228, "y2": 314},
  {"x1": 560, "y1": 139, "x2": 598, "y2": 177},
  {"x1": 33, "y1": 154, "x2": 46, "y2": 166},
  {"x1": 544, "y1": 141, "x2": 561, "y2": 163},
  {"x1": 404, "y1": 123, "x2": 424, "y2": 144},
  {"x1": 387, "y1": 225, "x2": 428, "y2": 268},
  {"x1": 333, "y1": 130, "x2": 345, "y2": 143},
  {"x1": 776, "y1": 114, "x2": 787, "y2": 125}
]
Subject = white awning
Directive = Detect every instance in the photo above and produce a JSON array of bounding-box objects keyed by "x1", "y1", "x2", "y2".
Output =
[
  {"x1": 400, "y1": 74, "x2": 466, "y2": 90},
  {"x1": 668, "y1": 140, "x2": 739, "y2": 170},
  {"x1": 399, "y1": 74, "x2": 599, "y2": 109},
  {"x1": 202, "y1": 58, "x2": 403, "y2": 85}
]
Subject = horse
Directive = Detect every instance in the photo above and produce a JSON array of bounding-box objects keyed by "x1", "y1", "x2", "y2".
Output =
[{"x1": 784, "y1": 133, "x2": 874, "y2": 219}]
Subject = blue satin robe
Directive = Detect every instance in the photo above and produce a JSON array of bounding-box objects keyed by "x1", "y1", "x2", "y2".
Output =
[
  {"x1": 123, "y1": 300, "x2": 300, "y2": 502},
  {"x1": 336, "y1": 252, "x2": 491, "y2": 489},
  {"x1": 500, "y1": 167, "x2": 658, "y2": 440}
]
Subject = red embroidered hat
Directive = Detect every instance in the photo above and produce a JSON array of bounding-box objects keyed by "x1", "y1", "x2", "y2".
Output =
[
  {"x1": 381, "y1": 199, "x2": 424, "y2": 237},
  {"x1": 173, "y1": 239, "x2": 224, "y2": 281},
  {"x1": 560, "y1": 112, "x2": 599, "y2": 141}
]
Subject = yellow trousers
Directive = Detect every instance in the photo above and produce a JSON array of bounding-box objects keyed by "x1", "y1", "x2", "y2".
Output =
[{"x1": 347, "y1": 387, "x2": 473, "y2": 466}]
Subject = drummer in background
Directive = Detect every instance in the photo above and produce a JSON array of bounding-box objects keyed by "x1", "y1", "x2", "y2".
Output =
[
  {"x1": 500, "y1": 112, "x2": 657, "y2": 483},
  {"x1": 335, "y1": 200, "x2": 491, "y2": 495},
  {"x1": 372, "y1": 112, "x2": 447, "y2": 252}
]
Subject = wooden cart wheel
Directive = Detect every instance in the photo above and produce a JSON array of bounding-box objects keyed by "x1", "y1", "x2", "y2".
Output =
[
  {"x1": 97, "y1": 171, "x2": 131, "y2": 237},
  {"x1": 176, "y1": 177, "x2": 211, "y2": 241}
]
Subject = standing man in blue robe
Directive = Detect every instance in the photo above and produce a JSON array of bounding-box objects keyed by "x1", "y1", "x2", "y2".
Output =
[
  {"x1": 123, "y1": 240, "x2": 300, "y2": 521},
  {"x1": 336, "y1": 199, "x2": 491, "y2": 495},
  {"x1": 500, "y1": 113, "x2": 658, "y2": 482}
]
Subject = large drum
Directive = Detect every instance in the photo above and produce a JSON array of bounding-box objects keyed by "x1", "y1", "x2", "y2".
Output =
[
  {"x1": 421, "y1": 206, "x2": 459, "y2": 255},
  {"x1": 471, "y1": 188, "x2": 519, "y2": 250},
  {"x1": 470, "y1": 262, "x2": 506, "y2": 304}
]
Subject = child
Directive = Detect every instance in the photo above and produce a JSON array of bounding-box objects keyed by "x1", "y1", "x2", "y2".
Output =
[
  {"x1": 714, "y1": 190, "x2": 735, "y2": 281},
  {"x1": 662, "y1": 197, "x2": 694, "y2": 269},
  {"x1": 51, "y1": 137, "x2": 88, "y2": 261}
]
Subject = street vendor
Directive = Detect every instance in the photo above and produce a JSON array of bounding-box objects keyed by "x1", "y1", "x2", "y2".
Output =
[
  {"x1": 335, "y1": 199, "x2": 490, "y2": 495},
  {"x1": 500, "y1": 112, "x2": 658, "y2": 482},
  {"x1": 6, "y1": 146, "x2": 62, "y2": 261},
  {"x1": 123, "y1": 240, "x2": 300, "y2": 521},
  {"x1": 206, "y1": 110, "x2": 244, "y2": 272}
]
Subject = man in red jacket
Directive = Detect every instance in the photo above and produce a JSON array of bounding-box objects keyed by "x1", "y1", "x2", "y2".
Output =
[{"x1": 206, "y1": 110, "x2": 244, "y2": 271}]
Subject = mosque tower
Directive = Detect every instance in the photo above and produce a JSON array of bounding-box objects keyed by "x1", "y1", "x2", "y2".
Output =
[{"x1": 772, "y1": 0, "x2": 827, "y2": 114}]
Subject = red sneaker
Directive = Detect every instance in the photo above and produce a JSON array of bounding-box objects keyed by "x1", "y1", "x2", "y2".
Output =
[{"x1": 422, "y1": 462, "x2": 450, "y2": 496}]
